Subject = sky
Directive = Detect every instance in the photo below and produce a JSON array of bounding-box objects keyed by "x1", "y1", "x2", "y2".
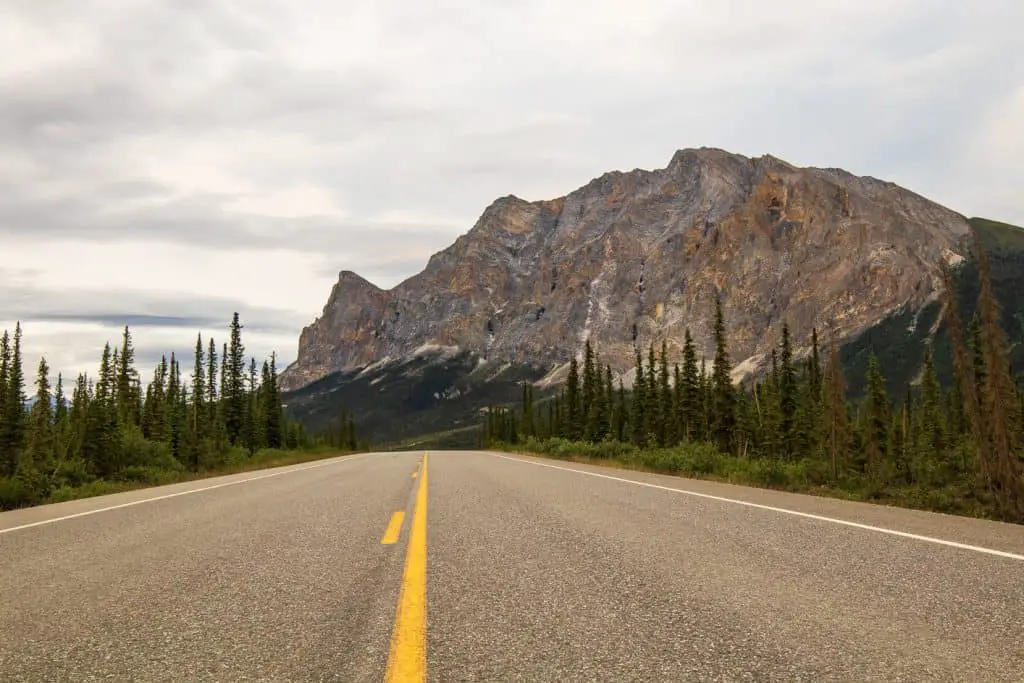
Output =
[{"x1": 1, "y1": 0, "x2": 1022, "y2": 387}]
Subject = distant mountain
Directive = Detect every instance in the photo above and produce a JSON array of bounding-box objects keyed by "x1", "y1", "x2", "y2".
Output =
[
  {"x1": 282, "y1": 147, "x2": 969, "y2": 393},
  {"x1": 279, "y1": 148, "x2": 1024, "y2": 443}
]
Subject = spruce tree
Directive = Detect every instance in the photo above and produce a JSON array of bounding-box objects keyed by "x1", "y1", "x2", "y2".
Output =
[
  {"x1": 615, "y1": 379, "x2": 628, "y2": 442},
  {"x1": 681, "y1": 329, "x2": 699, "y2": 441},
  {"x1": 582, "y1": 340, "x2": 595, "y2": 424},
  {"x1": 0, "y1": 329, "x2": 11, "y2": 476},
  {"x1": 521, "y1": 381, "x2": 534, "y2": 438},
  {"x1": 191, "y1": 334, "x2": 206, "y2": 441},
  {"x1": 672, "y1": 364, "x2": 682, "y2": 445},
  {"x1": 658, "y1": 341, "x2": 670, "y2": 446},
  {"x1": 566, "y1": 355, "x2": 581, "y2": 440},
  {"x1": 116, "y1": 325, "x2": 140, "y2": 427},
  {"x1": 759, "y1": 351, "x2": 782, "y2": 459},
  {"x1": 52, "y1": 372, "x2": 69, "y2": 465},
  {"x1": 244, "y1": 357, "x2": 260, "y2": 453},
  {"x1": 975, "y1": 242, "x2": 1024, "y2": 518},
  {"x1": 632, "y1": 349, "x2": 646, "y2": 445},
  {"x1": 822, "y1": 340, "x2": 850, "y2": 480},
  {"x1": 84, "y1": 344, "x2": 119, "y2": 477},
  {"x1": 264, "y1": 354, "x2": 284, "y2": 449},
  {"x1": 68, "y1": 373, "x2": 90, "y2": 464},
  {"x1": 2, "y1": 323, "x2": 27, "y2": 476},
  {"x1": 918, "y1": 348, "x2": 946, "y2": 476},
  {"x1": 940, "y1": 262, "x2": 990, "y2": 486},
  {"x1": 644, "y1": 343, "x2": 658, "y2": 444},
  {"x1": 207, "y1": 337, "x2": 218, "y2": 426},
  {"x1": 778, "y1": 322, "x2": 797, "y2": 458},
  {"x1": 711, "y1": 297, "x2": 736, "y2": 455},
  {"x1": 604, "y1": 365, "x2": 614, "y2": 440},
  {"x1": 25, "y1": 356, "x2": 54, "y2": 483},
  {"x1": 225, "y1": 314, "x2": 247, "y2": 444},
  {"x1": 809, "y1": 327, "x2": 823, "y2": 399},
  {"x1": 860, "y1": 355, "x2": 890, "y2": 479}
]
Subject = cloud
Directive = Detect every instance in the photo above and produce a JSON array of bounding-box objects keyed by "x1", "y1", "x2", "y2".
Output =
[{"x1": 1, "y1": 0, "x2": 1022, "y2": 382}]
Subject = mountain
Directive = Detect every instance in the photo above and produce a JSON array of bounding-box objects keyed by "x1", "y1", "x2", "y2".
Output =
[{"x1": 281, "y1": 147, "x2": 971, "y2": 395}]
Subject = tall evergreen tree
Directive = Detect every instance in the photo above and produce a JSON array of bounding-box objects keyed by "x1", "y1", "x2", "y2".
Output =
[
  {"x1": 25, "y1": 356, "x2": 54, "y2": 481},
  {"x1": 917, "y1": 348, "x2": 946, "y2": 475},
  {"x1": 521, "y1": 381, "x2": 534, "y2": 438},
  {"x1": 680, "y1": 329, "x2": 699, "y2": 441},
  {"x1": 974, "y1": 242, "x2": 1024, "y2": 518},
  {"x1": 711, "y1": 297, "x2": 736, "y2": 455},
  {"x1": 778, "y1": 322, "x2": 798, "y2": 458},
  {"x1": 615, "y1": 379, "x2": 628, "y2": 442},
  {"x1": 116, "y1": 325, "x2": 140, "y2": 427},
  {"x1": 822, "y1": 340, "x2": 850, "y2": 480},
  {"x1": 860, "y1": 355, "x2": 890, "y2": 479},
  {"x1": 657, "y1": 341, "x2": 670, "y2": 446},
  {"x1": 224, "y1": 313, "x2": 247, "y2": 444},
  {"x1": 582, "y1": 340, "x2": 595, "y2": 424},
  {"x1": 632, "y1": 349, "x2": 646, "y2": 445},
  {"x1": 0, "y1": 329, "x2": 11, "y2": 476},
  {"x1": 2, "y1": 324, "x2": 27, "y2": 477},
  {"x1": 206, "y1": 337, "x2": 219, "y2": 425},
  {"x1": 941, "y1": 262, "x2": 990, "y2": 485},
  {"x1": 191, "y1": 333, "x2": 206, "y2": 441},
  {"x1": 644, "y1": 343, "x2": 658, "y2": 444},
  {"x1": 566, "y1": 355, "x2": 582, "y2": 440},
  {"x1": 265, "y1": 353, "x2": 284, "y2": 449}
]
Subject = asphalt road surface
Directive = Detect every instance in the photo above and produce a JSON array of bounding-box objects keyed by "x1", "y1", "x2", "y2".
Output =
[{"x1": 2, "y1": 451, "x2": 1024, "y2": 682}]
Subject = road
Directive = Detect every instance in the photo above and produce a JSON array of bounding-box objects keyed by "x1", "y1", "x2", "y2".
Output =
[{"x1": 2, "y1": 451, "x2": 1023, "y2": 681}]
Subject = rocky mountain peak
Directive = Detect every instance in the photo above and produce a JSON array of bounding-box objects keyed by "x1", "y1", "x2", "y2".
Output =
[{"x1": 280, "y1": 148, "x2": 971, "y2": 392}]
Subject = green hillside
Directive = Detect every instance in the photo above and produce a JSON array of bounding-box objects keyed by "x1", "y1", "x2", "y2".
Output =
[
  {"x1": 841, "y1": 217, "x2": 1024, "y2": 398},
  {"x1": 282, "y1": 350, "x2": 548, "y2": 446}
]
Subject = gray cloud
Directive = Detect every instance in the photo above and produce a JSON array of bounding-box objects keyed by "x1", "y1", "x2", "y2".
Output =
[
  {"x1": 1, "y1": 0, "x2": 1023, "y2": 379},
  {"x1": 0, "y1": 280, "x2": 308, "y2": 335}
]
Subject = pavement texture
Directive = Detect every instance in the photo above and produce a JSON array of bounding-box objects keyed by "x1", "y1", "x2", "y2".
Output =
[{"x1": 3, "y1": 450, "x2": 1024, "y2": 682}]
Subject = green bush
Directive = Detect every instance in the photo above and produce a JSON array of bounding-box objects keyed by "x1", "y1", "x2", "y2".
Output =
[
  {"x1": 114, "y1": 466, "x2": 180, "y2": 485},
  {"x1": 119, "y1": 426, "x2": 181, "y2": 472},
  {"x1": 0, "y1": 477, "x2": 36, "y2": 510},
  {"x1": 52, "y1": 458, "x2": 92, "y2": 489},
  {"x1": 47, "y1": 480, "x2": 136, "y2": 504}
]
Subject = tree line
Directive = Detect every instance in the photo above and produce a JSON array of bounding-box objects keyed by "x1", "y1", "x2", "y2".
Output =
[
  {"x1": 0, "y1": 313, "x2": 358, "y2": 509},
  {"x1": 483, "y1": 238, "x2": 1024, "y2": 522}
]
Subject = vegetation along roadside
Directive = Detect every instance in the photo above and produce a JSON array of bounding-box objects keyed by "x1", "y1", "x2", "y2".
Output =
[
  {"x1": 481, "y1": 233, "x2": 1024, "y2": 523},
  {"x1": 0, "y1": 313, "x2": 363, "y2": 510}
]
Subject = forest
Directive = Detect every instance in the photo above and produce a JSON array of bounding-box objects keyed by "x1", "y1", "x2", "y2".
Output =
[
  {"x1": 482, "y1": 239, "x2": 1024, "y2": 523},
  {"x1": 0, "y1": 314, "x2": 358, "y2": 510}
]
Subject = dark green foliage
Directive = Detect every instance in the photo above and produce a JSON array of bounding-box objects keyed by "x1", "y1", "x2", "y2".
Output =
[
  {"x1": 844, "y1": 218, "x2": 1024, "y2": 398},
  {"x1": 680, "y1": 329, "x2": 699, "y2": 442},
  {"x1": 0, "y1": 314, "x2": 333, "y2": 510},
  {"x1": 224, "y1": 313, "x2": 247, "y2": 444},
  {"x1": 566, "y1": 355, "x2": 582, "y2": 440},
  {"x1": 778, "y1": 322, "x2": 797, "y2": 459},
  {"x1": 711, "y1": 297, "x2": 736, "y2": 455},
  {"x1": 284, "y1": 350, "x2": 547, "y2": 448}
]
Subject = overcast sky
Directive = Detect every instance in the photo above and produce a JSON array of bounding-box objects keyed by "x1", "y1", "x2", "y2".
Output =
[{"x1": 2, "y1": 0, "x2": 1022, "y2": 387}]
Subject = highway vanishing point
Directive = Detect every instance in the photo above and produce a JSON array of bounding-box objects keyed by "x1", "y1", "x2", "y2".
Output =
[{"x1": 2, "y1": 450, "x2": 1024, "y2": 681}]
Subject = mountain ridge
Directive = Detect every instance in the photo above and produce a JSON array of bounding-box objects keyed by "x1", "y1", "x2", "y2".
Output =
[{"x1": 281, "y1": 146, "x2": 971, "y2": 393}]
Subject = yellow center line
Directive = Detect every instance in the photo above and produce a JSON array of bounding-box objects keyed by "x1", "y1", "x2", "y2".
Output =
[
  {"x1": 380, "y1": 512, "x2": 406, "y2": 545},
  {"x1": 384, "y1": 452, "x2": 429, "y2": 682}
]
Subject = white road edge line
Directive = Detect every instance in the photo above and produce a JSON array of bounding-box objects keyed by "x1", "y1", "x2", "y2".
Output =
[
  {"x1": 0, "y1": 453, "x2": 371, "y2": 535},
  {"x1": 489, "y1": 453, "x2": 1024, "y2": 561}
]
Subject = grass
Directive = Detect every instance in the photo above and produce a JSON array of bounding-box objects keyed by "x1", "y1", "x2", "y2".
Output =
[
  {"x1": 499, "y1": 438, "x2": 995, "y2": 521},
  {"x1": 36, "y1": 447, "x2": 363, "y2": 507}
]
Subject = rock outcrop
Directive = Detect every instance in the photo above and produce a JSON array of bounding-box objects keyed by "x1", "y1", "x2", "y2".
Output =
[{"x1": 280, "y1": 147, "x2": 971, "y2": 392}]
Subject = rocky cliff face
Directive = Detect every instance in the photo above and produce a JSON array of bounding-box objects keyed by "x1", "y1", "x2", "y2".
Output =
[{"x1": 280, "y1": 147, "x2": 971, "y2": 392}]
